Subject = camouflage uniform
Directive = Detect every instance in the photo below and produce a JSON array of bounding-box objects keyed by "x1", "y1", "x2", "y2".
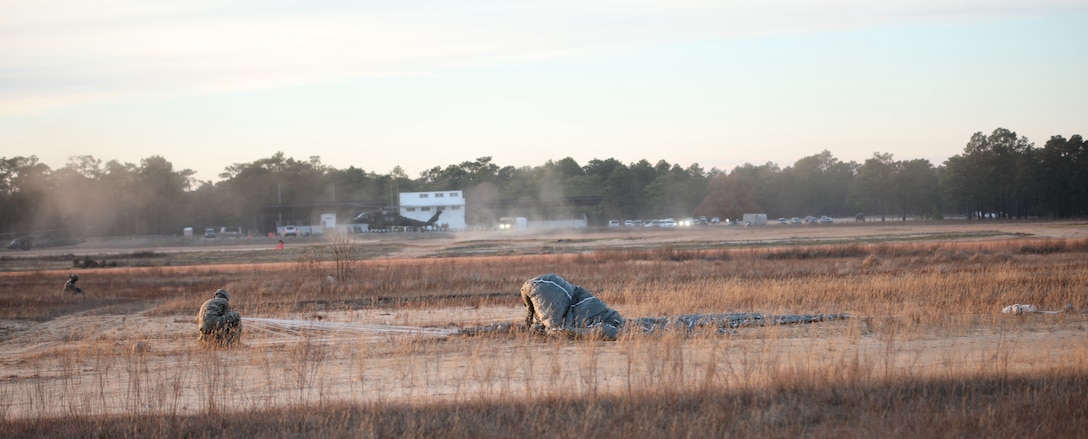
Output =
[
  {"x1": 197, "y1": 289, "x2": 242, "y2": 347},
  {"x1": 63, "y1": 274, "x2": 83, "y2": 295},
  {"x1": 518, "y1": 274, "x2": 847, "y2": 341},
  {"x1": 521, "y1": 273, "x2": 624, "y2": 340}
]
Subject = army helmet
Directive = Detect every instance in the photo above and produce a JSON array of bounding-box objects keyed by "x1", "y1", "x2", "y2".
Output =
[
  {"x1": 69, "y1": 274, "x2": 79, "y2": 282},
  {"x1": 214, "y1": 289, "x2": 230, "y2": 301}
]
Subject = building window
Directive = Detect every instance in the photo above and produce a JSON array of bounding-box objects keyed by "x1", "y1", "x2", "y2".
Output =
[
  {"x1": 406, "y1": 207, "x2": 416, "y2": 212},
  {"x1": 451, "y1": 205, "x2": 462, "y2": 210},
  {"x1": 450, "y1": 192, "x2": 460, "y2": 197},
  {"x1": 422, "y1": 207, "x2": 431, "y2": 211},
  {"x1": 435, "y1": 193, "x2": 445, "y2": 198},
  {"x1": 418, "y1": 193, "x2": 428, "y2": 198}
]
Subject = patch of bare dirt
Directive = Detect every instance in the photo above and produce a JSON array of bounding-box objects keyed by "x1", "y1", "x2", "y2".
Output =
[{"x1": 1, "y1": 300, "x2": 1085, "y2": 419}]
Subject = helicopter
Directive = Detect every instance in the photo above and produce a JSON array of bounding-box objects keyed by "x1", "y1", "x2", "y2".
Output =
[
  {"x1": 352, "y1": 207, "x2": 444, "y2": 231},
  {"x1": 4, "y1": 232, "x2": 84, "y2": 251}
]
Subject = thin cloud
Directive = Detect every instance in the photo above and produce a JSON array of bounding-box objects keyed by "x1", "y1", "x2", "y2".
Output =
[{"x1": 1, "y1": 0, "x2": 1081, "y2": 114}]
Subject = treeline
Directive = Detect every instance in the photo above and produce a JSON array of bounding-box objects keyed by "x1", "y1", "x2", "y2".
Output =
[{"x1": 1, "y1": 128, "x2": 1085, "y2": 237}]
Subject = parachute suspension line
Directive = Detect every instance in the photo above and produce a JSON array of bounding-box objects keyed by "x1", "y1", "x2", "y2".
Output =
[{"x1": 244, "y1": 317, "x2": 458, "y2": 336}]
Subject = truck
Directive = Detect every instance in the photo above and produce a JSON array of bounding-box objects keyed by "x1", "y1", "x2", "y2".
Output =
[{"x1": 498, "y1": 217, "x2": 528, "y2": 230}]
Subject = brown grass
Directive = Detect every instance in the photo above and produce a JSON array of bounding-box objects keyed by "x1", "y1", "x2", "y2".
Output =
[
  {"x1": 5, "y1": 372, "x2": 1087, "y2": 438},
  {"x1": 1, "y1": 229, "x2": 1087, "y2": 437}
]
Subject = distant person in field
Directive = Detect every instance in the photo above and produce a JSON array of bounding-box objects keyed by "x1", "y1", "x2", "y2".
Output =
[
  {"x1": 63, "y1": 274, "x2": 83, "y2": 295},
  {"x1": 197, "y1": 289, "x2": 242, "y2": 347},
  {"x1": 521, "y1": 273, "x2": 625, "y2": 340}
]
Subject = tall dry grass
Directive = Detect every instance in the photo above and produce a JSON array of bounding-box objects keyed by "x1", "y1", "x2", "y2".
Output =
[{"x1": 0, "y1": 237, "x2": 1086, "y2": 437}]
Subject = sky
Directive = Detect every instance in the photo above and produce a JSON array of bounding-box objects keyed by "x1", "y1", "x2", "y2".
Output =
[{"x1": 2, "y1": 0, "x2": 1087, "y2": 182}]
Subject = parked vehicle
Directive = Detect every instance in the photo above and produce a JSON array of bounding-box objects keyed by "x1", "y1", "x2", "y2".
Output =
[
  {"x1": 608, "y1": 220, "x2": 620, "y2": 227},
  {"x1": 283, "y1": 225, "x2": 298, "y2": 236},
  {"x1": 820, "y1": 216, "x2": 833, "y2": 224},
  {"x1": 219, "y1": 226, "x2": 243, "y2": 238}
]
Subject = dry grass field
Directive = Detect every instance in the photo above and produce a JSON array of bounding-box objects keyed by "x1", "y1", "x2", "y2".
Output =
[{"x1": 1, "y1": 220, "x2": 1087, "y2": 437}]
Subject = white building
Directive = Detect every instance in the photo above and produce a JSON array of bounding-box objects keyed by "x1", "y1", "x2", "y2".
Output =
[{"x1": 399, "y1": 190, "x2": 467, "y2": 230}]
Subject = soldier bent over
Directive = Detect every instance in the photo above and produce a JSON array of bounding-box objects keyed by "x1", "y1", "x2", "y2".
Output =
[
  {"x1": 197, "y1": 289, "x2": 242, "y2": 347},
  {"x1": 63, "y1": 274, "x2": 83, "y2": 295},
  {"x1": 521, "y1": 273, "x2": 624, "y2": 340}
]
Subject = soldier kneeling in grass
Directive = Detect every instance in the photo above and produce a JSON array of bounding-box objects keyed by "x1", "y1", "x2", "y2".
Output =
[
  {"x1": 198, "y1": 289, "x2": 242, "y2": 347},
  {"x1": 63, "y1": 274, "x2": 83, "y2": 295}
]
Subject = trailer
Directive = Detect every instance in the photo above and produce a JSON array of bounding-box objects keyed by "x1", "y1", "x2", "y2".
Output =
[{"x1": 742, "y1": 213, "x2": 768, "y2": 226}]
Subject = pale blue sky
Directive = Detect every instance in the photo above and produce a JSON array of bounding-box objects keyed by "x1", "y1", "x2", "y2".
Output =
[{"x1": 2, "y1": 1, "x2": 1086, "y2": 182}]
